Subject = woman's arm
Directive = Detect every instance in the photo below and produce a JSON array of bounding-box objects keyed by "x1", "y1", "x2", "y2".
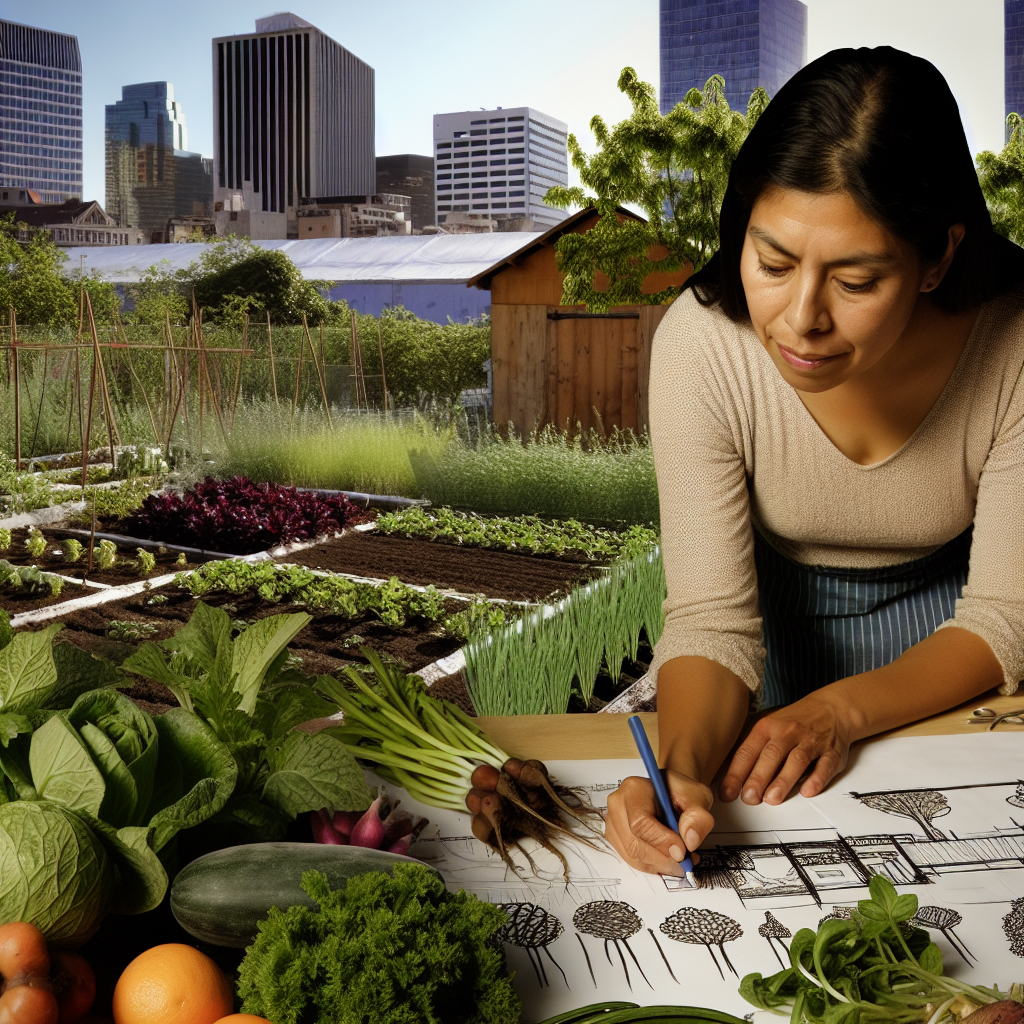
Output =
[
  {"x1": 720, "y1": 625, "x2": 1005, "y2": 805},
  {"x1": 604, "y1": 656, "x2": 749, "y2": 876}
]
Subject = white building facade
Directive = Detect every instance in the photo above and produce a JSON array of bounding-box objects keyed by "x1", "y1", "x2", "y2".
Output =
[{"x1": 432, "y1": 106, "x2": 568, "y2": 230}]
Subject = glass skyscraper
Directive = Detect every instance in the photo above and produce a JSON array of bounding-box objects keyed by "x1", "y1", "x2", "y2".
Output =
[
  {"x1": 0, "y1": 18, "x2": 82, "y2": 203},
  {"x1": 1007, "y1": 0, "x2": 1024, "y2": 138},
  {"x1": 105, "y1": 81, "x2": 213, "y2": 240},
  {"x1": 660, "y1": 0, "x2": 807, "y2": 115}
]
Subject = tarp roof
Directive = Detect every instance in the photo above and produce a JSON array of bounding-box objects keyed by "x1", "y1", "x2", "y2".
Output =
[{"x1": 58, "y1": 232, "x2": 544, "y2": 285}]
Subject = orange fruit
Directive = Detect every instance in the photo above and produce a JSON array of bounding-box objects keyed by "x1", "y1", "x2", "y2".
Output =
[
  {"x1": 112, "y1": 943, "x2": 233, "y2": 1024},
  {"x1": 214, "y1": 1017, "x2": 273, "y2": 1023}
]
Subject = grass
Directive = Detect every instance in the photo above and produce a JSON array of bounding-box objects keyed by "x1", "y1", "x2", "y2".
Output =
[
  {"x1": 210, "y1": 403, "x2": 454, "y2": 497},
  {"x1": 464, "y1": 545, "x2": 666, "y2": 716},
  {"x1": 414, "y1": 424, "x2": 659, "y2": 525}
]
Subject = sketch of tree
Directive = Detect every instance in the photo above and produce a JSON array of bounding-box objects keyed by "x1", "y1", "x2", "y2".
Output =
[
  {"x1": 1008, "y1": 782, "x2": 1024, "y2": 809},
  {"x1": 498, "y1": 902, "x2": 567, "y2": 988},
  {"x1": 758, "y1": 912, "x2": 792, "y2": 968},
  {"x1": 660, "y1": 907, "x2": 743, "y2": 979},
  {"x1": 912, "y1": 906, "x2": 974, "y2": 966},
  {"x1": 1004, "y1": 898, "x2": 1024, "y2": 958},
  {"x1": 573, "y1": 901, "x2": 651, "y2": 991},
  {"x1": 818, "y1": 907, "x2": 852, "y2": 929},
  {"x1": 855, "y1": 790, "x2": 951, "y2": 840}
]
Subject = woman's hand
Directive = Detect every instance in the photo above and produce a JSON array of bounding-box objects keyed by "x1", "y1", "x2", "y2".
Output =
[
  {"x1": 719, "y1": 691, "x2": 856, "y2": 805},
  {"x1": 604, "y1": 771, "x2": 715, "y2": 876}
]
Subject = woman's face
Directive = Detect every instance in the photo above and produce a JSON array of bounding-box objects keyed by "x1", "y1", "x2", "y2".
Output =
[{"x1": 739, "y1": 188, "x2": 961, "y2": 393}]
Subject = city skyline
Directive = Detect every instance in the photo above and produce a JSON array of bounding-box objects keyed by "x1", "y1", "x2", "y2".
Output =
[{"x1": 0, "y1": 1, "x2": 1007, "y2": 206}]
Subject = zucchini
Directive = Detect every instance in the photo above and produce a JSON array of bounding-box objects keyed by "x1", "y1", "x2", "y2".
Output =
[
  {"x1": 170, "y1": 841, "x2": 439, "y2": 947},
  {"x1": 575, "y1": 1008, "x2": 748, "y2": 1024},
  {"x1": 537, "y1": 1003, "x2": 640, "y2": 1024}
]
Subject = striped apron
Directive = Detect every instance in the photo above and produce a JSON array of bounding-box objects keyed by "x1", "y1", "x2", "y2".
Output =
[{"x1": 754, "y1": 526, "x2": 972, "y2": 709}]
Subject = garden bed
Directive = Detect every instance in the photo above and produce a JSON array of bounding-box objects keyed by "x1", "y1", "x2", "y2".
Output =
[
  {"x1": 46, "y1": 586, "x2": 466, "y2": 692},
  {"x1": 1, "y1": 525, "x2": 204, "y2": 585},
  {"x1": 0, "y1": 578, "x2": 91, "y2": 613},
  {"x1": 277, "y1": 529, "x2": 600, "y2": 602}
]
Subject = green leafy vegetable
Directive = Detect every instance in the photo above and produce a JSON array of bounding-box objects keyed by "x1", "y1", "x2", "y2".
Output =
[
  {"x1": 740, "y1": 874, "x2": 1018, "y2": 1022},
  {"x1": 237, "y1": 863, "x2": 520, "y2": 1024}
]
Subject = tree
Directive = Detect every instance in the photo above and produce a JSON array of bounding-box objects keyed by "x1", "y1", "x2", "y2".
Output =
[
  {"x1": 660, "y1": 907, "x2": 743, "y2": 979},
  {"x1": 977, "y1": 113, "x2": 1024, "y2": 245},
  {"x1": 544, "y1": 70, "x2": 768, "y2": 312},
  {"x1": 855, "y1": 790, "x2": 951, "y2": 841}
]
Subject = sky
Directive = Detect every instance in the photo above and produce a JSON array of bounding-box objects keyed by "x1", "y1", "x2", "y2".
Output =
[{"x1": 1, "y1": 0, "x2": 1007, "y2": 203}]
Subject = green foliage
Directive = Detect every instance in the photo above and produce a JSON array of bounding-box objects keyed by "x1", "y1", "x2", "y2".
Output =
[
  {"x1": 94, "y1": 540, "x2": 118, "y2": 571},
  {"x1": 105, "y1": 620, "x2": 159, "y2": 642},
  {"x1": 0, "y1": 455, "x2": 55, "y2": 517},
  {"x1": 0, "y1": 559, "x2": 63, "y2": 597},
  {"x1": 121, "y1": 601, "x2": 371, "y2": 842},
  {"x1": 123, "y1": 263, "x2": 190, "y2": 327},
  {"x1": 0, "y1": 530, "x2": 9, "y2": 552},
  {"x1": 378, "y1": 505, "x2": 657, "y2": 561},
  {"x1": 442, "y1": 598, "x2": 508, "y2": 644},
  {"x1": 178, "y1": 560, "x2": 450, "y2": 629},
  {"x1": 134, "y1": 548, "x2": 156, "y2": 576},
  {"x1": 237, "y1": 864, "x2": 519, "y2": 1024},
  {"x1": 69, "y1": 479, "x2": 153, "y2": 525},
  {"x1": 740, "y1": 874, "x2": 1013, "y2": 1022},
  {"x1": 23, "y1": 526, "x2": 47, "y2": 559},
  {"x1": 414, "y1": 425, "x2": 658, "y2": 525},
  {"x1": 545, "y1": 70, "x2": 768, "y2": 311},
  {"x1": 977, "y1": 112, "x2": 1024, "y2": 245},
  {"x1": 63, "y1": 538, "x2": 83, "y2": 563}
]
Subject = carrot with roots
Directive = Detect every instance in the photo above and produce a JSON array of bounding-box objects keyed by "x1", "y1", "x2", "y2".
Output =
[{"x1": 317, "y1": 650, "x2": 599, "y2": 877}]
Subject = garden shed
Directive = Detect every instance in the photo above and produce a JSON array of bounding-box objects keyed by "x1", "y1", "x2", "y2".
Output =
[{"x1": 467, "y1": 207, "x2": 691, "y2": 435}]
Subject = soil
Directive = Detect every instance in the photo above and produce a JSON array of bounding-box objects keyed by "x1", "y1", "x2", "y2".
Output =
[
  {"x1": 278, "y1": 530, "x2": 600, "y2": 602},
  {"x1": 0, "y1": 579, "x2": 91, "y2": 614},
  {"x1": 47, "y1": 586, "x2": 466, "y2": 699},
  {"x1": 1, "y1": 526, "x2": 204, "y2": 586}
]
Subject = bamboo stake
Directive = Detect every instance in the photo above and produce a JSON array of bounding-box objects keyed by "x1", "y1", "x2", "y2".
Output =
[
  {"x1": 74, "y1": 347, "x2": 84, "y2": 454},
  {"x1": 267, "y1": 311, "x2": 280, "y2": 408},
  {"x1": 302, "y1": 315, "x2": 332, "y2": 427},
  {"x1": 292, "y1": 321, "x2": 304, "y2": 416},
  {"x1": 376, "y1": 320, "x2": 390, "y2": 415},
  {"x1": 11, "y1": 308, "x2": 21, "y2": 469},
  {"x1": 81, "y1": 323, "x2": 99, "y2": 491},
  {"x1": 64, "y1": 350, "x2": 76, "y2": 451},
  {"x1": 86, "y1": 292, "x2": 121, "y2": 454},
  {"x1": 230, "y1": 317, "x2": 246, "y2": 429},
  {"x1": 197, "y1": 309, "x2": 227, "y2": 440},
  {"x1": 29, "y1": 345, "x2": 49, "y2": 460}
]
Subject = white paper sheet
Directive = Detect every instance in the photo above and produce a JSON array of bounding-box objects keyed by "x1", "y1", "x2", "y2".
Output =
[{"x1": 384, "y1": 732, "x2": 1024, "y2": 1022}]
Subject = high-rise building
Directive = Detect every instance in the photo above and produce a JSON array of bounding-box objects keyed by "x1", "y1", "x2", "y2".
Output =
[
  {"x1": 105, "y1": 82, "x2": 213, "y2": 242},
  {"x1": 433, "y1": 107, "x2": 568, "y2": 231},
  {"x1": 660, "y1": 0, "x2": 807, "y2": 114},
  {"x1": 0, "y1": 19, "x2": 82, "y2": 203},
  {"x1": 212, "y1": 11, "x2": 375, "y2": 239},
  {"x1": 1007, "y1": 0, "x2": 1024, "y2": 138},
  {"x1": 376, "y1": 154, "x2": 434, "y2": 231}
]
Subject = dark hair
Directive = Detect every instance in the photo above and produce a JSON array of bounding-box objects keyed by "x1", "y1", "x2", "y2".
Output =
[{"x1": 688, "y1": 46, "x2": 1024, "y2": 317}]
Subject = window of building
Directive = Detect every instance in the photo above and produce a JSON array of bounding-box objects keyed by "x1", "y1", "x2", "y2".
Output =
[
  {"x1": 490, "y1": 128, "x2": 505, "y2": 134},
  {"x1": 437, "y1": 184, "x2": 452, "y2": 190},
  {"x1": 472, "y1": 160, "x2": 487, "y2": 167},
  {"x1": 490, "y1": 158, "x2": 505, "y2": 166},
  {"x1": 455, "y1": 162, "x2": 469, "y2": 168},
  {"x1": 472, "y1": 203, "x2": 488, "y2": 209},
  {"x1": 437, "y1": 163, "x2": 451, "y2": 170},
  {"x1": 472, "y1": 192, "x2": 488, "y2": 199},
  {"x1": 453, "y1": 204, "x2": 468, "y2": 211},
  {"x1": 471, "y1": 171, "x2": 486, "y2": 178},
  {"x1": 508, "y1": 115, "x2": 524, "y2": 121},
  {"x1": 510, "y1": 148, "x2": 524, "y2": 154},
  {"x1": 510, "y1": 179, "x2": 524, "y2": 186},
  {"x1": 454, "y1": 193, "x2": 469, "y2": 200},
  {"x1": 491, "y1": 192, "x2": 506, "y2": 199},
  {"x1": 510, "y1": 201, "x2": 525, "y2": 208},
  {"x1": 489, "y1": 117, "x2": 505, "y2": 122},
  {"x1": 453, "y1": 131, "x2": 467, "y2": 138},
  {"x1": 454, "y1": 140, "x2": 469, "y2": 148},
  {"x1": 437, "y1": 205, "x2": 451, "y2": 212},
  {"x1": 509, "y1": 157, "x2": 525, "y2": 164},
  {"x1": 510, "y1": 190, "x2": 525, "y2": 196},
  {"x1": 437, "y1": 174, "x2": 451, "y2": 180},
  {"x1": 490, "y1": 148, "x2": 505, "y2": 155},
  {"x1": 470, "y1": 129, "x2": 487, "y2": 136},
  {"x1": 471, "y1": 149, "x2": 486, "y2": 156},
  {"x1": 454, "y1": 172, "x2": 469, "y2": 178},
  {"x1": 492, "y1": 201, "x2": 507, "y2": 208},
  {"x1": 437, "y1": 142, "x2": 451, "y2": 148},
  {"x1": 470, "y1": 118, "x2": 486, "y2": 124}
]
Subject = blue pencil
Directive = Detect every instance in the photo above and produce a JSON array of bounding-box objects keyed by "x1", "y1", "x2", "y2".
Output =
[{"x1": 627, "y1": 714, "x2": 695, "y2": 887}]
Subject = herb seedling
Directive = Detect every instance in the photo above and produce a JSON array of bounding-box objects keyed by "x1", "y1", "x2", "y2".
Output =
[
  {"x1": 24, "y1": 527, "x2": 47, "y2": 560},
  {"x1": 175, "y1": 552, "x2": 188, "y2": 567},
  {"x1": 145, "y1": 593, "x2": 168, "y2": 606},
  {"x1": 94, "y1": 540, "x2": 118, "y2": 571},
  {"x1": 63, "y1": 538, "x2": 83, "y2": 563},
  {"x1": 0, "y1": 560, "x2": 62, "y2": 597},
  {"x1": 106, "y1": 620, "x2": 160, "y2": 642},
  {"x1": 0, "y1": 529, "x2": 11, "y2": 551},
  {"x1": 135, "y1": 548, "x2": 156, "y2": 576}
]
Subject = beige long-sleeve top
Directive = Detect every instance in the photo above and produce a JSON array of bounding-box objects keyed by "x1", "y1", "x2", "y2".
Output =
[{"x1": 648, "y1": 287, "x2": 1024, "y2": 698}]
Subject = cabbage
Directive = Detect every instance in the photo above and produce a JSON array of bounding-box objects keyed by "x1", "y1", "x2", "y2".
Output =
[{"x1": 0, "y1": 800, "x2": 113, "y2": 948}]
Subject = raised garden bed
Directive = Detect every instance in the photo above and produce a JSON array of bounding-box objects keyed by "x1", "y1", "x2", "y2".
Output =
[
  {"x1": 0, "y1": 576, "x2": 90, "y2": 613},
  {"x1": 277, "y1": 529, "x2": 600, "y2": 602},
  {"x1": 0, "y1": 525, "x2": 204, "y2": 586}
]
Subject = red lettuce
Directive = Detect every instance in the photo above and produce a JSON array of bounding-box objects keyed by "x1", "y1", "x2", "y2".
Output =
[{"x1": 125, "y1": 477, "x2": 358, "y2": 554}]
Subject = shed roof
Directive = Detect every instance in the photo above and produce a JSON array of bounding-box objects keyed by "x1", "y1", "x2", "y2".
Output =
[
  {"x1": 466, "y1": 205, "x2": 643, "y2": 290},
  {"x1": 56, "y1": 232, "x2": 543, "y2": 284}
]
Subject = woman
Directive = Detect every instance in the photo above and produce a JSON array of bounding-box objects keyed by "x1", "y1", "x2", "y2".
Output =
[{"x1": 604, "y1": 46, "x2": 1024, "y2": 877}]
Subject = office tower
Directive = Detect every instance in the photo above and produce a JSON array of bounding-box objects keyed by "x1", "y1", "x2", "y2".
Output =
[
  {"x1": 1007, "y1": 0, "x2": 1024, "y2": 137},
  {"x1": 105, "y1": 82, "x2": 213, "y2": 241},
  {"x1": 433, "y1": 107, "x2": 568, "y2": 230},
  {"x1": 212, "y1": 11, "x2": 375, "y2": 239},
  {"x1": 376, "y1": 154, "x2": 434, "y2": 231},
  {"x1": 660, "y1": 0, "x2": 807, "y2": 114},
  {"x1": 0, "y1": 19, "x2": 82, "y2": 203}
]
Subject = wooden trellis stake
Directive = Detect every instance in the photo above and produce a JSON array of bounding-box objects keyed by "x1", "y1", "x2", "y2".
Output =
[
  {"x1": 302, "y1": 315, "x2": 332, "y2": 427},
  {"x1": 11, "y1": 307, "x2": 20, "y2": 469},
  {"x1": 267, "y1": 311, "x2": 280, "y2": 408},
  {"x1": 377, "y1": 320, "x2": 390, "y2": 415}
]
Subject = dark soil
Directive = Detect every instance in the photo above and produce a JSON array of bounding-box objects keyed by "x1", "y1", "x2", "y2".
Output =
[
  {"x1": 278, "y1": 530, "x2": 600, "y2": 602},
  {"x1": 2, "y1": 525, "x2": 203, "y2": 586},
  {"x1": 46, "y1": 586, "x2": 465, "y2": 697},
  {"x1": 0, "y1": 579, "x2": 91, "y2": 614}
]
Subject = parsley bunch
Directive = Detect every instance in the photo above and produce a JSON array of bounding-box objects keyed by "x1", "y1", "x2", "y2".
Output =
[
  {"x1": 237, "y1": 863, "x2": 520, "y2": 1024},
  {"x1": 740, "y1": 875, "x2": 1018, "y2": 1023}
]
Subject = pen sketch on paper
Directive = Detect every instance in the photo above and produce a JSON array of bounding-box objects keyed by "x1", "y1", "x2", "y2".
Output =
[{"x1": 384, "y1": 735, "x2": 1024, "y2": 1021}]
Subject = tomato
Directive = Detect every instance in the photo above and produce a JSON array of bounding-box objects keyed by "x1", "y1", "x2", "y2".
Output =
[{"x1": 50, "y1": 953, "x2": 95, "y2": 1024}]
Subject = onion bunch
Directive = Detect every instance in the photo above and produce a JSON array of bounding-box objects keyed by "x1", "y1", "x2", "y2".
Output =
[{"x1": 316, "y1": 651, "x2": 598, "y2": 877}]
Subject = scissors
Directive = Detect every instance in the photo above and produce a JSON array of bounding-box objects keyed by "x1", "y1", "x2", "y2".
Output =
[{"x1": 967, "y1": 707, "x2": 1024, "y2": 730}]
